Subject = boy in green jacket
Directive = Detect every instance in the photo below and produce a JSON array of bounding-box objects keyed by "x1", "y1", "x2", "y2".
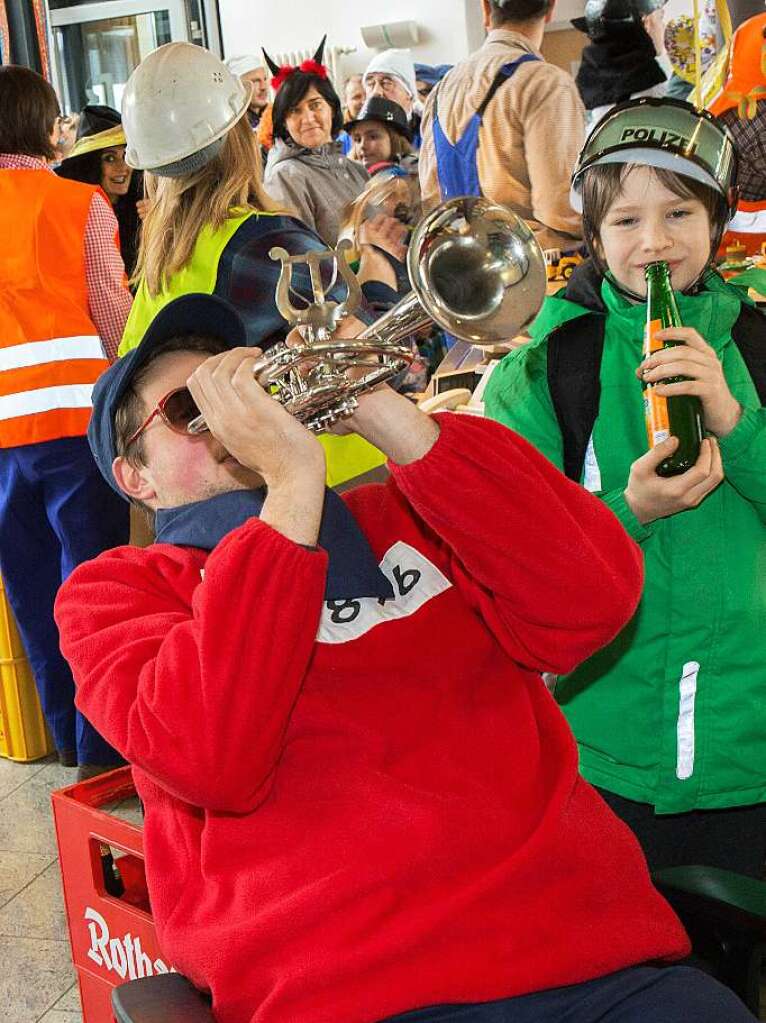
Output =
[{"x1": 485, "y1": 96, "x2": 766, "y2": 876}]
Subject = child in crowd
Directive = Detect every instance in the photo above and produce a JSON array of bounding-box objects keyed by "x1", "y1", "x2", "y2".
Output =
[
  {"x1": 485, "y1": 96, "x2": 766, "y2": 877},
  {"x1": 346, "y1": 96, "x2": 415, "y2": 177}
]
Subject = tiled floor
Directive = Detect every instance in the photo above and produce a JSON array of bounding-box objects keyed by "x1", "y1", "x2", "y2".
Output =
[{"x1": 0, "y1": 755, "x2": 83, "y2": 1023}]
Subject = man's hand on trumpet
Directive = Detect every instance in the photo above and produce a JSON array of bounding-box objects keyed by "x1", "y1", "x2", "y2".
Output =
[
  {"x1": 284, "y1": 307, "x2": 439, "y2": 464},
  {"x1": 185, "y1": 347, "x2": 327, "y2": 546},
  {"x1": 186, "y1": 347, "x2": 326, "y2": 483},
  {"x1": 187, "y1": 342, "x2": 438, "y2": 481}
]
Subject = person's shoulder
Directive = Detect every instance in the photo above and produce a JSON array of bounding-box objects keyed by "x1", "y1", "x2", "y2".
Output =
[
  {"x1": 230, "y1": 210, "x2": 307, "y2": 240},
  {"x1": 491, "y1": 334, "x2": 550, "y2": 384},
  {"x1": 344, "y1": 155, "x2": 369, "y2": 183},
  {"x1": 341, "y1": 476, "x2": 411, "y2": 526},
  {"x1": 47, "y1": 172, "x2": 101, "y2": 211},
  {"x1": 225, "y1": 209, "x2": 324, "y2": 257},
  {"x1": 48, "y1": 172, "x2": 97, "y2": 197},
  {"x1": 62, "y1": 541, "x2": 204, "y2": 596},
  {"x1": 267, "y1": 153, "x2": 313, "y2": 190},
  {"x1": 264, "y1": 142, "x2": 300, "y2": 175},
  {"x1": 521, "y1": 57, "x2": 579, "y2": 93}
]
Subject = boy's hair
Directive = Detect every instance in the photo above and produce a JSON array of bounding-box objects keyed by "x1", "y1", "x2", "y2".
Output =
[
  {"x1": 114, "y1": 334, "x2": 230, "y2": 472},
  {"x1": 581, "y1": 163, "x2": 726, "y2": 252}
]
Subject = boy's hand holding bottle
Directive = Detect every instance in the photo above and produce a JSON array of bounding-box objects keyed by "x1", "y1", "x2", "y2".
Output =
[
  {"x1": 638, "y1": 327, "x2": 742, "y2": 439},
  {"x1": 624, "y1": 436, "x2": 723, "y2": 525},
  {"x1": 624, "y1": 259, "x2": 736, "y2": 525}
]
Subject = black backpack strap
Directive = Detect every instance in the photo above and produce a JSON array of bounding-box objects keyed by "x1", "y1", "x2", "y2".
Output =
[
  {"x1": 546, "y1": 313, "x2": 606, "y2": 482},
  {"x1": 730, "y1": 303, "x2": 766, "y2": 405}
]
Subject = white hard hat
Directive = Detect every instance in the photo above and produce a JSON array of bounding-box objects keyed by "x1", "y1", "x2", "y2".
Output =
[
  {"x1": 225, "y1": 54, "x2": 263, "y2": 77},
  {"x1": 122, "y1": 42, "x2": 250, "y2": 176}
]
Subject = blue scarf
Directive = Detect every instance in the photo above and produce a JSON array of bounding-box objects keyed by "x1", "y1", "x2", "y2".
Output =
[{"x1": 154, "y1": 488, "x2": 394, "y2": 601}]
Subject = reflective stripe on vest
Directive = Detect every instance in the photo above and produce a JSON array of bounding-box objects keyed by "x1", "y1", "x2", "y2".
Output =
[
  {"x1": 0, "y1": 170, "x2": 110, "y2": 448},
  {"x1": 122, "y1": 210, "x2": 386, "y2": 487},
  {"x1": 0, "y1": 335, "x2": 104, "y2": 372},
  {"x1": 0, "y1": 382, "x2": 94, "y2": 420}
]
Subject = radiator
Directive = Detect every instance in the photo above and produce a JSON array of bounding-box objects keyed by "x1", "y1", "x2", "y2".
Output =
[{"x1": 271, "y1": 44, "x2": 356, "y2": 90}]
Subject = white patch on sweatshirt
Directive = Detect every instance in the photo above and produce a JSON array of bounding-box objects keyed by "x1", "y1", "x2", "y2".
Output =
[{"x1": 316, "y1": 541, "x2": 452, "y2": 645}]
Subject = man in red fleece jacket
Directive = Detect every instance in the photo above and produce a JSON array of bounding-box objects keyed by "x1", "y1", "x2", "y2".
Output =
[{"x1": 55, "y1": 294, "x2": 756, "y2": 1023}]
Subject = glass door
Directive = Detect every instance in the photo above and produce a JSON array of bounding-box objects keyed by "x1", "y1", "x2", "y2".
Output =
[{"x1": 49, "y1": 0, "x2": 188, "y2": 113}]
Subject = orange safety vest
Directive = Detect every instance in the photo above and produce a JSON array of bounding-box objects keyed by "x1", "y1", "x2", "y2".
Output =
[{"x1": 0, "y1": 170, "x2": 110, "y2": 448}]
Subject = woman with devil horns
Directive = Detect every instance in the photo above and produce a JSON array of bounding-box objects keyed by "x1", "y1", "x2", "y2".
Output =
[
  {"x1": 118, "y1": 41, "x2": 408, "y2": 487},
  {"x1": 263, "y1": 37, "x2": 370, "y2": 246}
]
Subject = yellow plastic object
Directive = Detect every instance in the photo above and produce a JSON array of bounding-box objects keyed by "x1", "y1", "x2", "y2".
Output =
[{"x1": 0, "y1": 575, "x2": 53, "y2": 761}]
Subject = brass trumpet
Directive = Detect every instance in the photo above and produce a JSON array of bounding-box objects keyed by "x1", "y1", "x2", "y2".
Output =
[{"x1": 188, "y1": 196, "x2": 547, "y2": 435}]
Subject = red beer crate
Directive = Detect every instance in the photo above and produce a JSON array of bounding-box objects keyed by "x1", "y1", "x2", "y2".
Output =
[{"x1": 51, "y1": 767, "x2": 172, "y2": 1023}]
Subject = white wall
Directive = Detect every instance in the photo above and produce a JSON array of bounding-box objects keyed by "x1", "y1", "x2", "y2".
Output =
[{"x1": 219, "y1": 0, "x2": 480, "y2": 76}]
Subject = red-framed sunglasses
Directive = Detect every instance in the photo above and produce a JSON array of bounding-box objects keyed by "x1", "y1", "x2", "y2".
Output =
[{"x1": 125, "y1": 387, "x2": 207, "y2": 448}]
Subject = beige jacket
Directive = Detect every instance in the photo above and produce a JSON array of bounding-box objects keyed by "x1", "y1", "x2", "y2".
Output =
[{"x1": 419, "y1": 29, "x2": 585, "y2": 252}]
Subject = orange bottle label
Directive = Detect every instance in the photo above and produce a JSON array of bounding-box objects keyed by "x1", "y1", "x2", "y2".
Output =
[{"x1": 643, "y1": 318, "x2": 670, "y2": 447}]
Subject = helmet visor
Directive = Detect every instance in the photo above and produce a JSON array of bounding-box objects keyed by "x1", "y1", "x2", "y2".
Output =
[{"x1": 570, "y1": 98, "x2": 737, "y2": 212}]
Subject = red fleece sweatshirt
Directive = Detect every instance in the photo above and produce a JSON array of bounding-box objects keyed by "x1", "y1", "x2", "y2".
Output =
[{"x1": 55, "y1": 413, "x2": 688, "y2": 1023}]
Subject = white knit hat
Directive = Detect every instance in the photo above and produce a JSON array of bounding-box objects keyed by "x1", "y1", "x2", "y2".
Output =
[
  {"x1": 363, "y1": 49, "x2": 417, "y2": 100},
  {"x1": 225, "y1": 54, "x2": 264, "y2": 77}
]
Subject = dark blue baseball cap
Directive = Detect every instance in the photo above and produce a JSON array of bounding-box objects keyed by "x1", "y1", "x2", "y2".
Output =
[{"x1": 88, "y1": 293, "x2": 247, "y2": 498}]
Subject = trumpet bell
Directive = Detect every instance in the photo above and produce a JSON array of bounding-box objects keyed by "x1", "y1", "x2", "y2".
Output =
[
  {"x1": 186, "y1": 196, "x2": 548, "y2": 437},
  {"x1": 408, "y1": 196, "x2": 547, "y2": 345}
]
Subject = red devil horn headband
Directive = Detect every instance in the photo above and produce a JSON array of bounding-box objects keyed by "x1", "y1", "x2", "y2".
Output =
[{"x1": 262, "y1": 36, "x2": 329, "y2": 92}]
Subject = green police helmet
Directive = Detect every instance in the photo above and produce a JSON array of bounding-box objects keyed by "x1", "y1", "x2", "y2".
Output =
[{"x1": 570, "y1": 96, "x2": 738, "y2": 216}]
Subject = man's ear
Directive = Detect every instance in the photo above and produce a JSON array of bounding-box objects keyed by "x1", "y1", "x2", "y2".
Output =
[
  {"x1": 544, "y1": 0, "x2": 557, "y2": 24},
  {"x1": 112, "y1": 456, "x2": 157, "y2": 504},
  {"x1": 481, "y1": 0, "x2": 492, "y2": 31}
]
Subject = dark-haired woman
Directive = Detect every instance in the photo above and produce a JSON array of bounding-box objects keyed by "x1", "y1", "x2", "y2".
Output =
[
  {"x1": 57, "y1": 105, "x2": 144, "y2": 278},
  {"x1": 264, "y1": 57, "x2": 368, "y2": 246}
]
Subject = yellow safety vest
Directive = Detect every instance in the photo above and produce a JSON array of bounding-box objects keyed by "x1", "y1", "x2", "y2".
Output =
[{"x1": 121, "y1": 210, "x2": 385, "y2": 487}]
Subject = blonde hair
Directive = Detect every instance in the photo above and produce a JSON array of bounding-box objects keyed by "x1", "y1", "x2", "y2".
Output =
[{"x1": 133, "y1": 117, "x2": 280, "y2": 296}]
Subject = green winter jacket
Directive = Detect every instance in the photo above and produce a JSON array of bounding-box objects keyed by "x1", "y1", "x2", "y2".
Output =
[{"x1": 484, "y1": 265, "x2": 766, "y2": 813}]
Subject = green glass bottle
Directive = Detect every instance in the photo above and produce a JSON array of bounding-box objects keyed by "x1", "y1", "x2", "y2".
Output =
[
  {"x1": 642, "y1": 261, "x2": 704, "y2": 477},
  {"x1": 99, "y1": 843, "x2": 125, "y2": 898}
]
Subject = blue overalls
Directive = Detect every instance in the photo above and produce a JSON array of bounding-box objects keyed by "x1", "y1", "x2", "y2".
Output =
[
  {"x1": 431, "y1": 53, "x2": 540, "y2": 200},
  {"x1": 431, "y1": 54, "x2": 540, "y2": 350},
  {"x1": 0, "y1": 438, "x2": 129, "y2": 766}
]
